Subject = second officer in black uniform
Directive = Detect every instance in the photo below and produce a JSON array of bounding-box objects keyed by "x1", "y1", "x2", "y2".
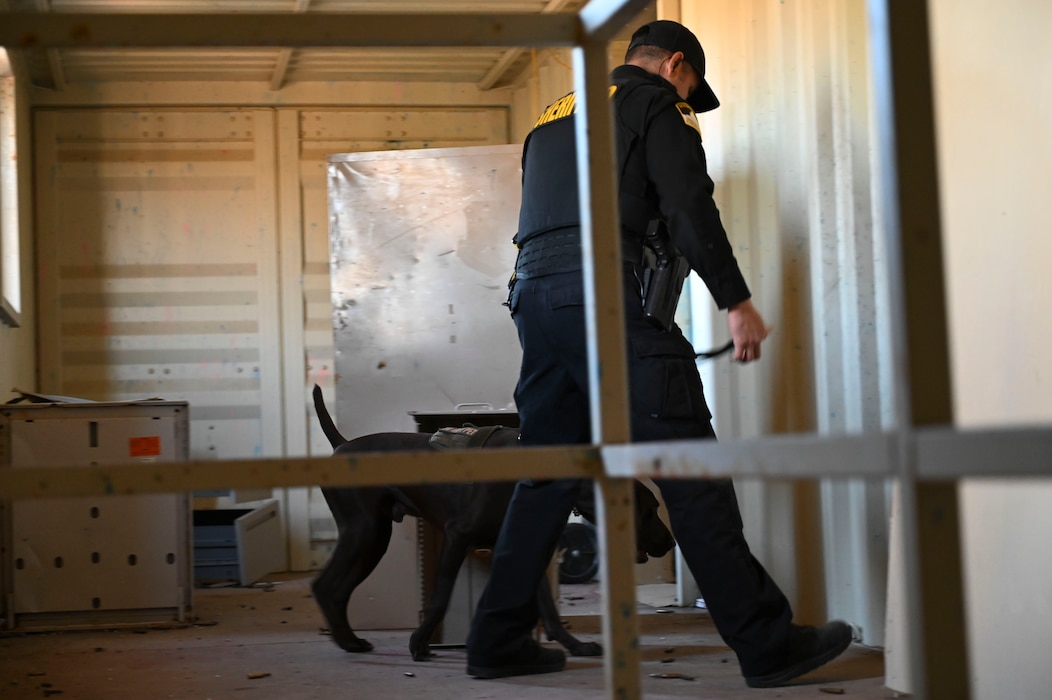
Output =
[{"x1": 465, "y1": 20, "x2": 853, "y2": 688}]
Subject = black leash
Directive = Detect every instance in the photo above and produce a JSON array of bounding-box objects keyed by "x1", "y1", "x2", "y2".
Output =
[{"x1": 695, "y1": 339, "x2": 735, "y2": 360}]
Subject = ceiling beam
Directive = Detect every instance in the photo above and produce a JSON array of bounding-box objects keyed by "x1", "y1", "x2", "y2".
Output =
[
  {"x1": 45, "y1": 42, "x2": 66, "y2": 89},
  {"x1": 270, "y1": 48, "x2": 293, "y2": 90},
  {"x1": 31, "y1": 0, "x2": 65, "y2": 90},
  {"x1": 269, "y1": 0, "x2": 311, "y2": 91},
  {"x1": 478, "y1": 0, "x2": 574, "y2": 91}
]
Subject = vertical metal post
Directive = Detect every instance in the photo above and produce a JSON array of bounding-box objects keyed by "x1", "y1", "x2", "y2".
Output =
[
  {"x1": 572, "y1": 49, "x2": 631, "y2": 446},
  {"x1": 573, "y1": 35, "x2": 641, "y2": 700},
  {"x1": 868, "y1": 1, "x2": 970, "y2": 698}
]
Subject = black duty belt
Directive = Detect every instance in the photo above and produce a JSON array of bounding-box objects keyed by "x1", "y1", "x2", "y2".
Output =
[
  {"x1": 514, "y1": 229, "x2": 583, "y2": 279},
  {"x1": 515, "y1": 230, "x2": 643, "y2": 279}
]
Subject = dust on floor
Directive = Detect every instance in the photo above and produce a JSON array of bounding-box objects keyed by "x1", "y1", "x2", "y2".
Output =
[{"x1": 0, "y1": 572, "x2": 897, "y2": 700}]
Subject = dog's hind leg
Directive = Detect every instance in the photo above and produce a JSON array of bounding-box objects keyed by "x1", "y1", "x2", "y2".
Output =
[
  {"x1": 537, "y1": 575, "x2": 602, "y2": 656},
  {"x1": 312, "y1": 514, "x2": 394, "y2": 654}
]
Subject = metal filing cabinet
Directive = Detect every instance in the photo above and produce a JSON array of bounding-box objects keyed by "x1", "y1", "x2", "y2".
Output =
[
  {"x1": 0, "y1": 400, "x2": 191, "y2": 630},
  {"x1": 192, "y1": 501, "x2": 284, "y2": 587}
]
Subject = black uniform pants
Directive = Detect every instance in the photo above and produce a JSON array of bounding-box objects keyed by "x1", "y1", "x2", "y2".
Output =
[{"x1": 466, "y1": 270, "x2": 794, "y2": 676}]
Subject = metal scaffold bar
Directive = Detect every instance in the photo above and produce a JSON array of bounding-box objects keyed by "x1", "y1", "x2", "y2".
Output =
[
  {"x1": 3, "y1": 426, "x2": 1050, "y2": 502},
  {"x1": 868, "y1": 0, "x2": 970, "y2": 697},
  {"x1": 916, "y1": 427, "x2": 1052, "y2": 479},
  {"x1": 0, "y1": 446, "x2": 601, "y2": 500},
  {"x1": 573, "y1": 26, "x2": 639, "y2": 696},
  {"x1": 603, "y1": 432, "x2": 897, "y2": 479},
  {"x1": 0, "y1": 12, "x2": 579, "y2": 49}
]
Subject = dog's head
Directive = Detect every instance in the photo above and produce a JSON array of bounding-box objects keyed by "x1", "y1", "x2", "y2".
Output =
[
  {"x1": 632, "y1": 481, "x2": 676, "y2": 562},
  {"x1": 575, "y1": 480, "x2": 675, "y2": 564}
]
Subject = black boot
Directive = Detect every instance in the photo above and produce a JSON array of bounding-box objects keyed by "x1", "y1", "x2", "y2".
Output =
[
  {"x1": 467, "y1": 637, "x2": 567, "y2": 679},
  {"x1": 744, "y1": 620, "x2": 853, "y2": 688}
]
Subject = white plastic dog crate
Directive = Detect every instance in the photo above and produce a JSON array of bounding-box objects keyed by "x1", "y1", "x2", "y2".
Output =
[{"x1": 0, "y1": 399, "x2": 192, "y2": 630}]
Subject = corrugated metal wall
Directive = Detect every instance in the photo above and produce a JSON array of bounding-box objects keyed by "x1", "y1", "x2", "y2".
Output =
[{"x1": 680, "y1": 0, "x2": 892, "y2": 645}]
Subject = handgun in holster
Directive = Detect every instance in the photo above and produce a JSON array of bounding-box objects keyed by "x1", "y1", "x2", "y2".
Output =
[{"x1": 641, "y1": 219, "x2": 690, "y2": 332}]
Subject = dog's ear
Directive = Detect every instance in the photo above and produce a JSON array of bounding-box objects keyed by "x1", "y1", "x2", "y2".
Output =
[{"x1": 634, "y1": 480, "x2": 659, "y2": 507}]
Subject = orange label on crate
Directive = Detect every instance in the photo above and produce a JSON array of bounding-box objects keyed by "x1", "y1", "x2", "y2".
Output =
[{"x1": 129, "y1": 436, "x2": 161, "y2": 457}]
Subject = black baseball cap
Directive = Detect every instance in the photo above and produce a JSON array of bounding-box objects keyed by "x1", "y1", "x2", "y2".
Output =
[{"x1": 626, "y1": 20, "x2": 720, "y2": 113}]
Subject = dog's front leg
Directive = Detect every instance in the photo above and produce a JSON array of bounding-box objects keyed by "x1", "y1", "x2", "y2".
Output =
[
  {"x1": 537, "y1": 575, "x2": 602, "y2": 656},
  {"x1": 410, "y1": 529, "x2": 475, "y2": 661}
]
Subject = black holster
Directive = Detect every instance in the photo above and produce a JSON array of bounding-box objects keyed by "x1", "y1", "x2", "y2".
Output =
[{"x1": 641, "y1": 220, "x2": 690, "y2": 332}]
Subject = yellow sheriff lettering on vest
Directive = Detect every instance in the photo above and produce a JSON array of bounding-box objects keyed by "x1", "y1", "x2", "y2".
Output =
[
  {"x1": 677, "y1": 101, "x2": 702, "y2": 137},
  {"x1": 534, "y1": 93, "x2": 574, "y2": 127},
  {"x1": 533, "y1": 85, "x2": 620, "y2": 127}
]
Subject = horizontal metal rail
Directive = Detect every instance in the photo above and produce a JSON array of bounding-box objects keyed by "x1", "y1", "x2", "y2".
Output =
[
  {"x1": 0, "y1": 444, "x2": 600, "y2": 500},
  {"x1": 604, "y1": 432, "x2": 898, "y2": 479},
  {"x1": 3, "y1": 427, "x2": 1050, "y2": 502},
  {"x1": 0, "y1": 13, "x2": 581, "y2": 49},
  {"x1": 915, "y1": 426, "x2": 1052, "y2": 479}
]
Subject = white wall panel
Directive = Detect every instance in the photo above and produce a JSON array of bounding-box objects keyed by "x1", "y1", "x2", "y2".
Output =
[{"x1": 34, "y1": 109, "x2": 284, "y2": 467}]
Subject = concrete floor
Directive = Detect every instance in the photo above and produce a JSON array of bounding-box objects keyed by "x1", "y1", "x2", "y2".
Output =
[{"x1": 1, "y1": 573, "x2": 900, "y2": 699}]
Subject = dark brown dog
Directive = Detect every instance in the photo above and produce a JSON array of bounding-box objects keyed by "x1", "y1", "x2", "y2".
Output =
[{"x1": 311, "y1": 384, "x2": 675, "y2": 661}]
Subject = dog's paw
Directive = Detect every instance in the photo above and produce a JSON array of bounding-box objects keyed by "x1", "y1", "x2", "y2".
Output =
[
  {"x1": 334, "y1": 635, "x2": 375, "y2": 653},
  {"x1": 409, "y1": 635, "x2": 435, "y2": 662},
  {"x1": 568, "y1": 641, "x2": 603, "y2": 657},
  {"x1": 410, "y1": 647, "x2": 435, "y2": 662}
]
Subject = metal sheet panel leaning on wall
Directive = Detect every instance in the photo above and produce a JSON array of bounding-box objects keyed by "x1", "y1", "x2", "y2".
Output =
[{"x1": 465, "y1": 20, "x2": 853, "y2": 689}]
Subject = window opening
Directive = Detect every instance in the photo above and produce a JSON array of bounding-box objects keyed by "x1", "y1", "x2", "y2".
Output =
[{"x1": 0, "y1": 47, "x2": 21, "y2": 327}]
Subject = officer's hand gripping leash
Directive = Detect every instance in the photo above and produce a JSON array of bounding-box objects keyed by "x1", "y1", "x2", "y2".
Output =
[{"x1": 696, "y1": 339, "x2": 734, "y2": 360}]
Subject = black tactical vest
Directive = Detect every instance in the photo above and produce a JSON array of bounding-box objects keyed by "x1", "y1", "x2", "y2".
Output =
[{"x1": 515, "y1": 70, "x2": 682, "y2": 271}]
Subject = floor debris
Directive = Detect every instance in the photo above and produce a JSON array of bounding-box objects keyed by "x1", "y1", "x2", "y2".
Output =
[{"x1": 648, "y1": 672, "x2": 695, "y2": 681}]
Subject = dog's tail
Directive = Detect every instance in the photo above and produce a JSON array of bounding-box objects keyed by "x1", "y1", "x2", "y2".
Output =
[{"x1": 312, "y1": 384, "x2": 348, "y2": 449}]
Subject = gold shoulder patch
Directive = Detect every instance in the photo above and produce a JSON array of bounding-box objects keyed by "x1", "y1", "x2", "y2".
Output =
[
  {"x1": 533, "y1": 85, "x2": 621, "y2": 128},
  {"x1": 676, "y1": 101, "x2": 702, "y2": 137}
]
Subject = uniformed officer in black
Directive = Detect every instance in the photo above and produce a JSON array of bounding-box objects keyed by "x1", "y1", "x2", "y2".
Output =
[{"x1": 465, "y1": 20, "x2": 853, "y2": 688}]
